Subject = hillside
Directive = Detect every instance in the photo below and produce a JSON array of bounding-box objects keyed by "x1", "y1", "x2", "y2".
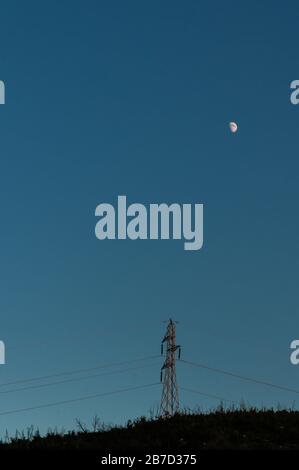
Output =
[{"x1": 2, "y1": 407, "x2": 299, "y2": 451}]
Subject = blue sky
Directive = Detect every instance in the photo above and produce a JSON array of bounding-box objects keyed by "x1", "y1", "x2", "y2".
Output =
[{"x1": 0, "y1": 0, "x2": 299, "y2": 436}]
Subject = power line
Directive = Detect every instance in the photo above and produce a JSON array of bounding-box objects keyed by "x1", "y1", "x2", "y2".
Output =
[
  {"x1": 180, "y1": 386, "x2": 232, "y2": 403},
  {"x1": 0, "y1": 355, "x2": 160, "y2": 389},
  {"x1": 0, "y1": 362, "x2": 160, "y2": 395},
  {"x1": 0, "y1": 383, "x2": 161, "y2": 417},
  {"x1": 181, "y1": 359, "x2": 299, "y2": 395}
]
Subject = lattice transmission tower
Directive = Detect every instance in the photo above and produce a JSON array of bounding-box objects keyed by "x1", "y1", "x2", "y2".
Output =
[{"x1": 160, "y1": 318, "x2": 181, "y2": 416}]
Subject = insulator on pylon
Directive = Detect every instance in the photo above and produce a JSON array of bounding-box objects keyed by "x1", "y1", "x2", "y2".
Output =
[
  {"x1": 161, "y1": 343, "x2": 163, "y2": 355},
  {"x1": 160, "y1": 370, "x2": 163, "y2": 382},
  {"x1": 178, "y1": 347, "x2": 181, "y2": 359}
]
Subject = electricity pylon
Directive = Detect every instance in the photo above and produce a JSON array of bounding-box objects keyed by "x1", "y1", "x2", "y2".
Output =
[{"x1": 160, "y1": 318, "x2": 181, "y2": 416}]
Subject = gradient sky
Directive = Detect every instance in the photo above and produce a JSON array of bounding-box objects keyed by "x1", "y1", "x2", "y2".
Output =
[{"x1": 0, "y1": 0, "x2": 299, "y2": 437}]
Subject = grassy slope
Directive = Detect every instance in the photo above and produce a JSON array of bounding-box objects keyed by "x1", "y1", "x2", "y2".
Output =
[{"x1": 2, "y1": 408, "x2": 299, "y2": 450}]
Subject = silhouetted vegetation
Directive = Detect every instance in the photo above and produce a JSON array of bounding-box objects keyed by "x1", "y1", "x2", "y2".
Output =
[{"x1": 2, "y1": 405, "x2": 299, "y2": 450}]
